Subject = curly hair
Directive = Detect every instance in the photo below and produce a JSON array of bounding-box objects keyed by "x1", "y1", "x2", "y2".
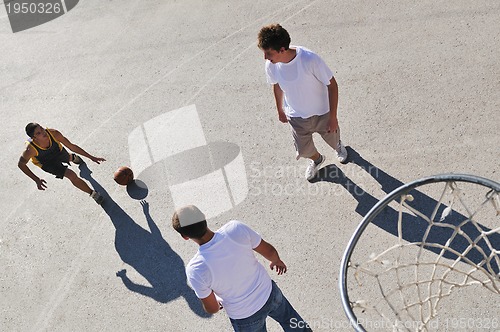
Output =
[{"x1": 257, "y1": 24, "x2": 291, "y2": 51}]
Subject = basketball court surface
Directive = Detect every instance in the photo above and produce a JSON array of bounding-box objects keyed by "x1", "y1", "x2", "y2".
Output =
[{"x1": 1, "y1": 0, "x2": 498, "y2": 331}]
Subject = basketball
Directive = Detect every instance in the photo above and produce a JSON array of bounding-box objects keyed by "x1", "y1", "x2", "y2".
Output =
[{"x1": 114, "y1": 166, "x2": 134, "y2": 186}]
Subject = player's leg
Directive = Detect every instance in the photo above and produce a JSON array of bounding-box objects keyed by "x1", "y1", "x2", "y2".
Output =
[
  {"x1": 51, "y1": 147, "x2": 89, "y2": 193},
  {"x1": 63, "y1": 149, "x2": 103, "y2": 203},
  {"x1": 229, "y1": 307, "x2": 268, "y2": 331},
  {"x1": 41, "y1": 150, "x2": 103, "y2": 204},
  {"x1": 267, "y1": 281, "x2": 313, "y2": 332},
  {"x1": 60, "y1": 147, "x2": 82, "y2": 164},
  {"x1": 64, "y1": 168, "x2": 104, "y2": 204},
  {"x1": 289, "y1": 117, "x2": 325, "y2": 181},
  {"x1": 316, "y1": 112, "x2": 347, "y2": 163},
  {"x1": 64, "y1": 168, "x2": 92, "y2": 194}
]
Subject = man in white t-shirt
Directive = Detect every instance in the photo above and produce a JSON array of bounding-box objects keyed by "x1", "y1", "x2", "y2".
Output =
[
  {"x1": 258, "y1": 24, "x2": 348, "y2": 181},
  {"x1": 172, "y1": 205, "x2": 312, "y2": 331}
]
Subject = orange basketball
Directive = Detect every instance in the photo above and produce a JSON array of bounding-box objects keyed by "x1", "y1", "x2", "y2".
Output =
[{"x1": 114, "y1": 166, "x2": 134, "y2": 186}]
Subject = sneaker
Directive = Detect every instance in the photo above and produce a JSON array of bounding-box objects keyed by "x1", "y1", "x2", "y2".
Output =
[
  {"x1": 305, "y1": 154, "x2": 325, "y2": 181},
  {"x1": 72, "y1": 154, "x2": 83, "y2": 164},
  {"x1": 90, "y1": 190, "x2": 104, "y2": 205},
  {"x1": 336, "y1": 141, "x2": 348, "y2": 163}
]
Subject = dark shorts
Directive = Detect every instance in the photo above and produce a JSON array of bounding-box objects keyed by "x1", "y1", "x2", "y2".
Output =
[{"x1": 41, "y1": 148, "x2": 70, "y2": 179}]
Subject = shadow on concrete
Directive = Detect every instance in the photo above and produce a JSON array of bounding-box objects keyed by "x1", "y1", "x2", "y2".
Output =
[
  {"x1": 79, "y1": 163, "x2": 210, "y2": 318},
  {"x1": 312, "y1": 147, "x2": 499, "y2": 274},
  {"x1": 126, "y1": 179, "x2": 149, "y2": 200}
]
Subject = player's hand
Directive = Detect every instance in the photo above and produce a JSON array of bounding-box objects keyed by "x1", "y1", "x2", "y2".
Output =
[
  {"x1": 270, "y1": 259, "x2": 287, "y2": 275},
  {"x1": 36, "y1": 178, "x2": 47, "y2": 190},
  {"x1": 278, "y1": 110, "x2": 288, "y2": 123},
  {"x1": 327, "y1": 116, "x2": 339, "y2": 133},
  {"x1": 90, "y1": 156, "x2": 106, "y2": 164}
]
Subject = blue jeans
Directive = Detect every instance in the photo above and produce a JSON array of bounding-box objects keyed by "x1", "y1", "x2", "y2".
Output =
[{"x1": 229, "y1": 280, "x2": 312, "y2": 332}]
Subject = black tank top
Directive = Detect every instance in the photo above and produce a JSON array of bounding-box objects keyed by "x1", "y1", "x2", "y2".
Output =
[{"x1": 29, "y1": 129, "x2": 63, "y2": 167}]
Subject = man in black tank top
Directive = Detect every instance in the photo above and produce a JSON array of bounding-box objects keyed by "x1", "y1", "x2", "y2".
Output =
[{"x1": 18, "y1": 123, "x2": 106, "y2": 204}]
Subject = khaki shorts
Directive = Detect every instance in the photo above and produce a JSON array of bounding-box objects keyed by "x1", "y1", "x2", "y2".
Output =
[{"x1": 288, "y1": 112, "x2": 340, "y2": 160}]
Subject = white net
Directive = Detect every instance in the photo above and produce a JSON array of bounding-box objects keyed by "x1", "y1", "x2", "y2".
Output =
[{"x1": 343, "y1": 177, "x2": 500, "y2": 332}]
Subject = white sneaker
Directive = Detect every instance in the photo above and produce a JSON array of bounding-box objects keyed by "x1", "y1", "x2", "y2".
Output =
[
  {"x1": 336, "y1": 141, "x2": 348, "y2": 163},
  {"x1": 305, "y1": 155, "x2": 325, "y2": 181}
]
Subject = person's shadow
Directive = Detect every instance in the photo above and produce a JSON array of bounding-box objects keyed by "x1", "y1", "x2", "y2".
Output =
[
  {"x1": 313, "y1": 147, "x2": 499, "y2": 275},
  {"x1": 79, "y1": 163, "x2": 210, "y2": 318}
]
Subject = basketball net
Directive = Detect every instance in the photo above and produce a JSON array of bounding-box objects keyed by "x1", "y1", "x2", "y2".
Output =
[{"x1": 344, "y1": 177, "x2": 499, "y2": 331}]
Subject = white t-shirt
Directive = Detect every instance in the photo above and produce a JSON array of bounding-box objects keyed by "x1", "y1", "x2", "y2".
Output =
[
  {"x1": 186, "y1": 220, "x2": 272, "y2": 319},
  {"x1": 265, "y1": 46, "x2": 334, "y2": 118}
]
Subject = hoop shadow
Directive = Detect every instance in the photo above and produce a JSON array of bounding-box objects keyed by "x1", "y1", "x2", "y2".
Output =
[
  {"x1": 79, "y1": 163, "x2": 210, "y2": 318},
  {"x1": 314, "y1": 147, "x2": 499, "y2": 274}
]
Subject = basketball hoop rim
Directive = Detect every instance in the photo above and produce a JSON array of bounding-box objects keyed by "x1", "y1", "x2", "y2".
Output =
[{"x1": 339, "y1": 173, "x2": 500, "y2": 332}]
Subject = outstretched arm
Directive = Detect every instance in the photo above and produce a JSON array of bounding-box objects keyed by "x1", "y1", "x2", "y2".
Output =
[
  {"x1": 253, "y1": 239, "x2": 287, "y2": 275},
  {"x1": 18, "y1": 146, "x2": 47, "y2": 190},
  {"x1": 50, "y1": 129, "x2": 106, "y2": 164},
  {"x1": 141, "y1": 200, "x2": 162, "y2": 238}
]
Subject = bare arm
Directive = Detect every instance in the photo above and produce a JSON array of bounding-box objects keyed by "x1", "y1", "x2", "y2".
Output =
[
  {"x1": 50, "y1": 129, "x2": 106, "y2": 164},
  {"x1": 327, "y1": 76, "x2": 339, "y2": 132},
  {"x1": 253, "y1": 239, "x2": 287, "y2": 275},
  {"x1": 18, "y1": 146, "x2": 47, "y2": 190},
  {"x1": 273, "y1": 83, "x2": 288, "y2": 123},
  {"x1": 200, "y1": 291, "x2": 221, "y2": 314}
]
